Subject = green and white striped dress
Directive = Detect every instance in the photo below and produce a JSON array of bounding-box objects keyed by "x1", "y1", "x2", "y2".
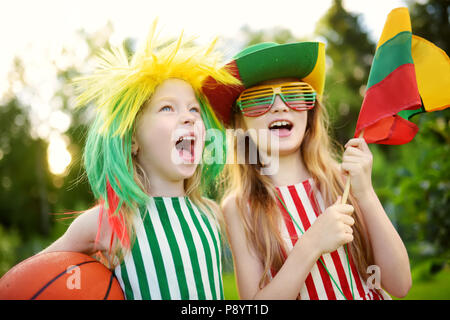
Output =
[{"x1": 114, "y1": 196, "x2": 223, "y2": 300}]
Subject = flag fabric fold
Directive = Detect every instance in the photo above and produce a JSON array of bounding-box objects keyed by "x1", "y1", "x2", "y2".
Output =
[{"x1": 355, "y1": 7, "x2": 450, "y2": 145}]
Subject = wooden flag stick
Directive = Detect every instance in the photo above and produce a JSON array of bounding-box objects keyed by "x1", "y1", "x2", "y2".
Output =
[
  {"x1": 341, "y1": 175, "x2": 352, "y2": 205},
  {"x1": 341, "y1": 130, "x2": 364, "y2": 204}
]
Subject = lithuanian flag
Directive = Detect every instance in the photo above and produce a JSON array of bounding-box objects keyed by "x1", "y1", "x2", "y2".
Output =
[{"x1": 355, "y1": 7, "x2": 450, "y2": 145}]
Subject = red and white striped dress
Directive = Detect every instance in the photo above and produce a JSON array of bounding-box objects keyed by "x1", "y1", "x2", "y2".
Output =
[{"x1": 273, "y1": 178, "x2": 390, "y2": 300}]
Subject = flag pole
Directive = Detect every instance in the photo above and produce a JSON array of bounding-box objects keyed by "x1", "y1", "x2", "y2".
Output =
[
  {"x1": 341, "y1": 130, "x2": 364, "y2": 204},
  {"x1": 341, "y1": 176, "x2": 352, "y2": 205}
]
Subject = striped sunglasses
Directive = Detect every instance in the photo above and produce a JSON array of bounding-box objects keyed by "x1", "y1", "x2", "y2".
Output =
[{"x1": 236, "y1": 82, "x2": 316, "y2": 117}]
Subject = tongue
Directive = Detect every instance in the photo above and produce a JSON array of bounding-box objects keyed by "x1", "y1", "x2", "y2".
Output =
[
  {"x1": 270, "y1": 128, "x2": 291, "y2": 137},
  {"x1": 179, "y1": 149, "x2": 193, "y2": 163},
  {"x1": 177, "y1": 141, "x2": 195, "y2": 163}
]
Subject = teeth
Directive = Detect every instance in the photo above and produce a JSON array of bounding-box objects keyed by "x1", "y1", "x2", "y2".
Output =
[
  {"x1": 176, "y1": 135, "x2": 195, "y2": 144},
  {"x1": 270, "y1": 121, "x2": 291, "y2": 129}
]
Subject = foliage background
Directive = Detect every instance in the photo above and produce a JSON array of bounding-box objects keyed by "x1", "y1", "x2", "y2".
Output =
[{"x1": 0, "y1": 0, "x2": 448, "y2": 299}]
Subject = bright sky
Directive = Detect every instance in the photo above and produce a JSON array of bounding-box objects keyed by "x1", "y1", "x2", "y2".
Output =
[
  {"x1": 0, "y1": 0, "x2": 408, "y2": 174},
  {"x1": 1, "y1": 0, "x2": 408, "y2": 81}
]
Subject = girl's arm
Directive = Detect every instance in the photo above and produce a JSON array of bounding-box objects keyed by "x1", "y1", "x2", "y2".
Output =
[
  {"x1": 356, "y1": 189, "x2": 411, "y2": 297},
  {"x1": 40, "y1": 206, "x2": 111, "y2": 257},
  {"x1": 222, "y1": 194, "x2": 354, "y2": 299},
  {"x1": 342, "y1": 138, "x2": 412, "y2": 298}
]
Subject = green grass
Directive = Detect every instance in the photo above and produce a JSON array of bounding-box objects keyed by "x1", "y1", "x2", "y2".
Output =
[
  {"x1": 400, "y1": 269, "x2": 450, "y2": 299},
  {"x1": 223, "y1": 262, "x2": 450, "y2": 300},
  {"x1": 395, "y1": 262, "x2": 450, "y2": 300}
]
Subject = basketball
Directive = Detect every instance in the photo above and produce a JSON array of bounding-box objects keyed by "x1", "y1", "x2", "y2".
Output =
[{"x1": 0, "y1": 251, "x2": 125, "y2": 300}]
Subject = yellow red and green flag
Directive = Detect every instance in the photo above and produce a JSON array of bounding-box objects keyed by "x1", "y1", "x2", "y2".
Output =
[{"x1": 355, "y1": 7, "x2": 450, "y2": 145}]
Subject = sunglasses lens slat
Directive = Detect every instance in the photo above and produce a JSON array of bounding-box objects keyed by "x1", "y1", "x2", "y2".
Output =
[
  {"x1": 241, "y1": 102, "x2": 273, "y2": 116},
  {"x1": 238, "y1": 87, "x2": 275, "y2": 116},
  {"x1": 281, "y1": 83, "x2": 316, "y2": 111},
  {"x1": 242, "y1": 105, "x2": 271, "y2": 113},
  {"x1": 237, "y1": 82, "x2": 317, "y2": 116},
  {"x1": 241, "y1": 96, "x2": 273, "y2": 105},
  {"x1": 283, "y1": 93, "x2": 315, "y2": 100}
]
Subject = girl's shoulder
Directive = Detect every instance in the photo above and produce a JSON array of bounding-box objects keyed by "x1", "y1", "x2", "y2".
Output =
[
  {"x1": 66, "y1": 205, "x2": 103, "y2": 242},
  {"x1": 220, "y1": 192, "x2": 238, "y2": 212},
  {"x1": 42, "y1": 205, "x2": 113, "y2": 257},
  {"x1": 75, "y1": 205, "x2": 113, "y2": 254},
  {"x1": 220, "y1": 192, "x2": 247, "y2": 222}
]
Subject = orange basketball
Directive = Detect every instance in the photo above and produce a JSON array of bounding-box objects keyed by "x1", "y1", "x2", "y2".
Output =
[{"x1": 0, "y1": 251, "x2": 125, "y2": 300}]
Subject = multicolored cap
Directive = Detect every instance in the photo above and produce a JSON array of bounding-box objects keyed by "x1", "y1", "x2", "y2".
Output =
[{"x1": 202, "y1": 41, "x2": 326, "y2": 124}]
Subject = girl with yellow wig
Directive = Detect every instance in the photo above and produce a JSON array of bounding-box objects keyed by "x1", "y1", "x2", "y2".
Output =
[{"x1": 41, "y1": 22, "x2": 240, "y2": 300}]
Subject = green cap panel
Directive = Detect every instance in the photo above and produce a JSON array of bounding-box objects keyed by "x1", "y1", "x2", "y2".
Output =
[{"x1": 235, "y1": 42, "x2": 319, "y2": 88}]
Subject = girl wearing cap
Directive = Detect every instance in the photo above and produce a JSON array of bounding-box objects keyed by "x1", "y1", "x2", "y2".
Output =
[
  {"x1": 203, "y1": 42, "x2": 411, "y2": 299},
  {"x1": 41, "y1": 23, "x2": 240, "y2": 300}
]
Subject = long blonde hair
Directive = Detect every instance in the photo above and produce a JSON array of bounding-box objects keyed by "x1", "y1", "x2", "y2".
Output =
[{"x1": 221, "y1": 99, "x2": 374, "y2": 288}]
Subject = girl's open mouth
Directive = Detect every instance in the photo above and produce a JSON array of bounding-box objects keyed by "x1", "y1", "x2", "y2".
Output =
[
  {"x1": 175, "y1": 134, "x2": 195, "y2": 163},
  {"x1": 268, "y1": 120, "x2": 293, "y2": 137}
]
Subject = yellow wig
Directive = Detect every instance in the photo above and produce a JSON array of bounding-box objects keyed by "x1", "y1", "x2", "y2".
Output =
[
  {"x1": 74, "y1": 20, "x2": 240, "y2": 136},
  {"x1": 73, "y1": 21, "x2": 240, "y2": 248}
]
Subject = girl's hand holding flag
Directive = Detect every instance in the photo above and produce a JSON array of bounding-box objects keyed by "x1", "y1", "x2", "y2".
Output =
[{"x1": 341, "y1": 137, "x2": 374, "y2": 202}]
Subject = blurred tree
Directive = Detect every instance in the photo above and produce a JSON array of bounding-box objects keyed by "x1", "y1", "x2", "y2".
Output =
[
  {"x1": 375, "y1": 110, "x2": 450, "y2": 262},
  {"x1": 240, "y1": 25, "x2": 298, "y2": 46},
  {"x1": 315, "y1": 0, "x2": 375, "y2": 144},
  {"x1": 0, "y1": 225, "x2": 20, "y2": 276},
  {"x1": 0, "y1": 95, "x2": 54, "y2": 237},
  {"x1": 408, "y1": 0, "x2": 449, "y2": 54}
]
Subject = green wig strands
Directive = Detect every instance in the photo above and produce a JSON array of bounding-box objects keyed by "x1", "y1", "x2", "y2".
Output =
[
  {"x1": 197, "y1": 95, "x2": 227, "y2": 198},
  {"x1": 74, "y1": 21, "x2": 241, "y2": 248}
]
